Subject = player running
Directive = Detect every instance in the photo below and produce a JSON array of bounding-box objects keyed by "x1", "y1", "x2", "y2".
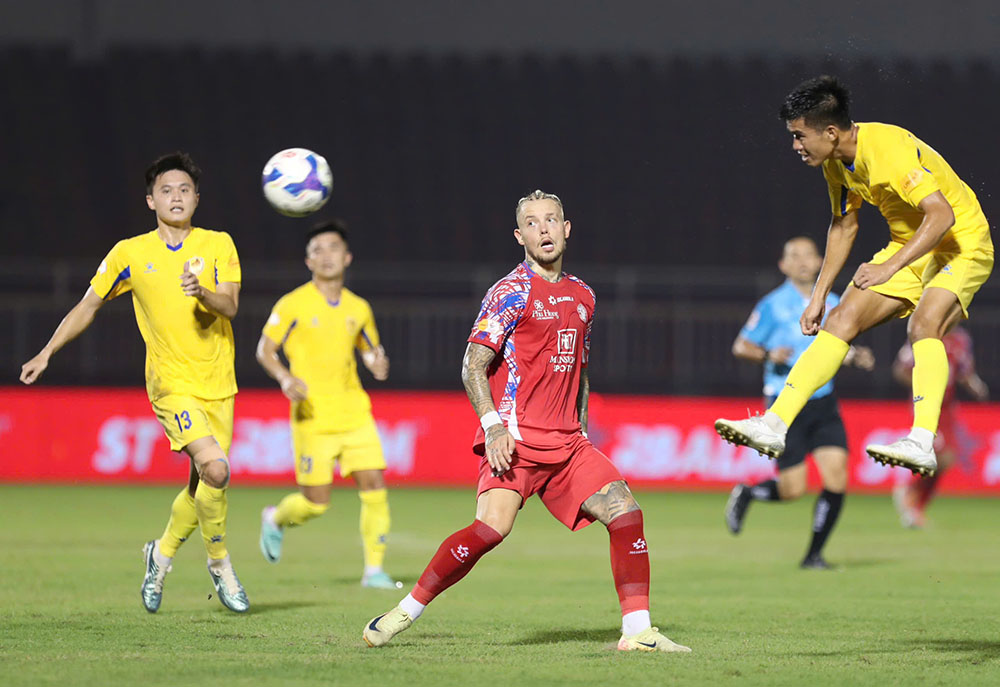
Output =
[
  {"x1": 892, "y1": 326, "x2": 988, "y2": 528},
  {"x1": 715, "y1": 76, "x2": 993, "y2": 476},
  {"x1": 256, "y1": 220, "x2": 399, "y2": 589},
  {"x1": 362, "y1": 190, "x2": 690, "y2": 653},
  {"x1": 20, "y1": 153, "x2": 249, "y2": 613},
  {"x1": 724, "y1": 237, "x2": 874, "y2": 569}
]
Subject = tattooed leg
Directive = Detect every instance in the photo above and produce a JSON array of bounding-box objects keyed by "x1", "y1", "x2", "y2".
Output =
[{"x1": 581, "y1": 480, "x2": 640, "y2": 526}]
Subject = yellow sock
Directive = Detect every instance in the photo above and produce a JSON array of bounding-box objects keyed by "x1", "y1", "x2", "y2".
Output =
[
  {"x1": 359, "y1": 488, "x2": 390, "y2": 570},
  {"x1": 273, "y1": 492, "x2": 328, "y2": 527},
  {"x1": 195, "y1": 481, "x2": 228, "y2": 560},
  {"x1": 770, "y1": 330, "x2": 850, "y2": 426},
  {"x1": 912, "y1": 338, "x2": 949, "y2": 433},
  {"x1": 159, "y1": 488, "x2": 198, "y2": 558}
]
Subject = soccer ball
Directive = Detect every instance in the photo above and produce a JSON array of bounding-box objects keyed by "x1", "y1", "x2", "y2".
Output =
[{"x1": 261, "y1": 148, "x2": 334, "y2": 217}]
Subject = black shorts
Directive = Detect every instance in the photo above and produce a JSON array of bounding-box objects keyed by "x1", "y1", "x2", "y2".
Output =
[{"x1": 764, "y1": 393, "x2": 847, "y2": 470}]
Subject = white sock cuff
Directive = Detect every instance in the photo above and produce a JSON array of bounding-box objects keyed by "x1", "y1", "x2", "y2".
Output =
[
  {"x1": 398, "y1": 593, "x2": 426, "y2": 621},
  {"x1": 621, "y1": 610, "x2": 651, "y2": 636},
  {"x1": 908, "y1": 427, "x2": 935, "y2": 451}
]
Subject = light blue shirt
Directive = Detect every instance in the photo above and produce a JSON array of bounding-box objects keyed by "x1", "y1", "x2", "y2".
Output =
[{"x1": 739, "y1": 280, "x2": 840, "y2": 400}]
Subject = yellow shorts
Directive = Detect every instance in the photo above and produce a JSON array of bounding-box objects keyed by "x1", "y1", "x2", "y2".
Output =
[
  {"x1": 864, "y1": 242, "x2": 994, "y2": 318},
  {"x1": 151, "y1": 395, "x2": 234, "y2": 454},
  {"x1": 292, "y1": 419, "x2": 386, "y2": 486}
]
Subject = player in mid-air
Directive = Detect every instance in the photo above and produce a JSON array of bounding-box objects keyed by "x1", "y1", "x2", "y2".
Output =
[
  {"x1": 362, "y1": 190, "x2": 690, "y2": 653},
  {"x1": 724, "y1": 237, "x2": 874, "y2": 569},
  {"x1": 256, "y1": 220, "x2": 400, "y2": 589},
  {"x1": 20, "y1": 152, "x2": 249, "y2": 613},
  {"x1": 891, "y1": 326, "x2": 988, "y2": 528},
  {"x1": 715, "y1": 76, "x2": 993, "y2": 477}
]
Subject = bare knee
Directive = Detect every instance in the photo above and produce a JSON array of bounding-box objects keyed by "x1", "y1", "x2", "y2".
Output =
[
  {"x1": 822, "y1": 305, "x2": 859, "y2": 342},
  {"x1": 777, "y1": 469, "x2": 808, "y2": 500},
  {"x1": 478, "y1": 512, "x2": 514, "y2": 538},
  {"x1": 907, "y1": 313, "x2": 942, "y2": 342},
  {"x1": 200, "y1": 459, "x2": 230, "y2": 488},
  {"x1": 582, "y1": 480, "x2": 640, "y2": 527},
  {"x1": 814, "y1": 448, "x2": 849, "y2": 493}
]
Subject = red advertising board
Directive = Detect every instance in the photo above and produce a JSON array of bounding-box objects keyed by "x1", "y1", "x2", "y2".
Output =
[{"x1": 1, "y1": 387, "x2": 998, "y2": 492}]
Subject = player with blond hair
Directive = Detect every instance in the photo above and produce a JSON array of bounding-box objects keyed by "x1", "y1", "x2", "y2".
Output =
[{"x1": 362, "y1": 190, "x2": 690, "y2": 653}]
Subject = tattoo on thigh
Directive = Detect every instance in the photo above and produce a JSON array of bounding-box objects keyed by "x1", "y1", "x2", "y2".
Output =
[{"x1": 581, "y1": 480, "x2": 639, "y2": 524}]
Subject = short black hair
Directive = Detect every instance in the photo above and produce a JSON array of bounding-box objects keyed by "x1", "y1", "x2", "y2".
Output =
[
  {"x1": 306, "y1": 219, "x2": 349, "y2": 252},
  {"x1": 145, "y1": 152, "x2": 201, "y2": 193},
  {"x1": 779, "y1": 75, "x2": 852, "y2": 130}
]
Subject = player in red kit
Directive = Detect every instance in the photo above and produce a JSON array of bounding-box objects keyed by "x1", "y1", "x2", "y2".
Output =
[
  {"x1": 362, "y1": 190, "x2": 690, "y2": 653},
  {"x1": 892, "y1": 326, "x2": 988, "y2": 527}
]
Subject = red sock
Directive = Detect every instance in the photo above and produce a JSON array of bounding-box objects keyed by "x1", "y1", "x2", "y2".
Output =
[
  {"x1": 411, "y1": 520, "x2": 503, "y2": 605},
  {"x1": 607, "y1": 510, "x2": 650, "y2": 614}
]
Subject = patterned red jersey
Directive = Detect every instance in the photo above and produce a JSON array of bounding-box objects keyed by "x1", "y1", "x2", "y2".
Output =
[{"x1": 467, "y1": 262, "x2": 596, "y2": 456}]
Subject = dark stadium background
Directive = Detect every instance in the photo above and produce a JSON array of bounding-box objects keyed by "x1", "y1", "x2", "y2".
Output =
[{"x1": 2, "y1": 0, "x2": 998, "y2": 398}]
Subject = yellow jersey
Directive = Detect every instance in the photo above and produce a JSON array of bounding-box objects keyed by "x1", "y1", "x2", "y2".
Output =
[
  {"x1": 823, "y1": 122, "x2": 992, "y2": 256},
  {"x1": 90, "y1": 227, "x2": 241, "y2": 402},
  {"x1": 262, "y1": 282, "x2": 381, "y2": 432}
]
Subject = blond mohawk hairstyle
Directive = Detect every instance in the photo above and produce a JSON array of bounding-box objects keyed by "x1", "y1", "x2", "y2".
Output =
[{"x1": 516, "y1": 189, "x2": 564, "y2": 223}]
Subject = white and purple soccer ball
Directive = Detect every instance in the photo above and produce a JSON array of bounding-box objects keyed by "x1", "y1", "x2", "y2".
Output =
[{"x1": 261, "y1": 148, "x2": 333, "y2": 217}]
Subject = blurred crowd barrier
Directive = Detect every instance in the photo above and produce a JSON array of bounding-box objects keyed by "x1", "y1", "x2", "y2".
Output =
[
  {"x1": 7, "y1": 259, "x2": 1000, "y2": 397},
  {"x1": 2, "y1": 387, "x2": 999, "y2": 492}
]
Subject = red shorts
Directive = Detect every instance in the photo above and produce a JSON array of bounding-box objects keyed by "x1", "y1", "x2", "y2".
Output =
[{"x1": 476, "y1": 434, "x2": 624, "y2": 531}]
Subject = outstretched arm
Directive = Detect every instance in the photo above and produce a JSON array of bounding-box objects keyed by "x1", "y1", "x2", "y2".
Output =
[
  {"x1": 20, "y1": 286, "x2": 105, "y2": 384},
  {"x1": 462, "y1": 342, "x2": 515, "y2": 475},
  {"x1": 801, "y1": 211, "x2": 859, "y2": 335}
]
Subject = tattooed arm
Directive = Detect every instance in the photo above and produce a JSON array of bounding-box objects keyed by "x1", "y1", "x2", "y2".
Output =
[
  {"x1": 576, "y1": 368, "x2": 590, "y2": 436},
  {"x1": 581, "y1": 480, "x2": 640, "y2": 525},
  {"x1": 462, "y1": 342, "x2": 516, "y2": 475}
]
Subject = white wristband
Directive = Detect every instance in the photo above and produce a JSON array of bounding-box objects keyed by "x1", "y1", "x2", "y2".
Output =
[{"x1": 479, "y1": 411, "x2": 502, "y2": 431}]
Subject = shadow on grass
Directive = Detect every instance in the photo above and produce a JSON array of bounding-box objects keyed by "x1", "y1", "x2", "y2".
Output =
[
  {"x1": 326, "y1": 576, "x2": 414, "y2": 587},
  {"x1": 835, "y1": 558, "x2": 896, "y2": 569},
  {"x1": 899, "y1": 638, "x2": 1000, "y2": 662},
  {"x1": 510, "y1": 627, "x2": 615, "y2": 646},
  {"x1": 244, "y1": 599, "x2": 328, "y2": 614},
  {"x1": 795, "y1": 638, "x2": 1000, "y2": 662}
]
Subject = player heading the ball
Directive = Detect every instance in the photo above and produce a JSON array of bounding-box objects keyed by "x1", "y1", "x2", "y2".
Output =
[{"x1": 715, "y1": 76, "x2": 993, "y2": 477}]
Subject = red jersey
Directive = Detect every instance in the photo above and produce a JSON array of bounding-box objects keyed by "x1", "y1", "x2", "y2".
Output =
[
  {"x1": 895, "y1": 328, "x2": 975, "y2": 406},
  {"x1": 467, "y1": 262, "x2": 596, "y2": 456}
]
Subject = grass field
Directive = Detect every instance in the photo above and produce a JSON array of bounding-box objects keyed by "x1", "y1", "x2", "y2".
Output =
[{"x1": 2, "y1": 485, "x2": 998, "y2": 686}]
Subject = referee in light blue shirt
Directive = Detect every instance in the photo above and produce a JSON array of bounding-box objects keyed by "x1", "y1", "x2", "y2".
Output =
[{"x1": 724, "y1": 236, "x2": 874, "y2": 570}]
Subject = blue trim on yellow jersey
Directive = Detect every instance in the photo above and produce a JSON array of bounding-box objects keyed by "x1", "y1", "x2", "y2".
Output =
[
  {"x1": 214, "y1": 265, "x2": 219, "y2": 285},
  {"x1": 326, "y1": 297, "x2": 340, "y2": 307},
  {"x1": 280, "y1": 319, "x2": 298, "y2": 346},
  {"x1": 103, "y1": 266, "x2": 131, "y2": 299},
  {"x1": 844, "y1": 161, "x2": 855, "y2": 173},
  {"x1": 360, "y1": 329, "x2": 374, "y2": 350},
  {"x1": 916, "y1": 148, "x2": 932, "y2": 174},
  {"x1": 166, "y1": 242, "x2": 183, "y2": 252}
]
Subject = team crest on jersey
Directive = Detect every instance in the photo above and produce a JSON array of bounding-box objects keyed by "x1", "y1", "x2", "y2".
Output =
[
  {"x1": 475, "y1": 317, "x2": 504, "y2": 343},
  {"x1": 577, "y1": 304, "x2": 588, "y2": 323},
  {"x1": 311, "y1": 317, "x2": 320, "y2": 327},
  {"x1": 145, "y1": 262, "x2": 156, "y2": 273},
  {"x1": 557, "y1": 329, "x2": 577, "y2": 354},
  {"x1": 187, "y1": 256, "x2": 205, "y2": 275}
]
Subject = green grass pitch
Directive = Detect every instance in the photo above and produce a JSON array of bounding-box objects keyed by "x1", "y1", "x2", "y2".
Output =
[{"x1": 2, "y1": 485, "x2": 999, "y2": 686}]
